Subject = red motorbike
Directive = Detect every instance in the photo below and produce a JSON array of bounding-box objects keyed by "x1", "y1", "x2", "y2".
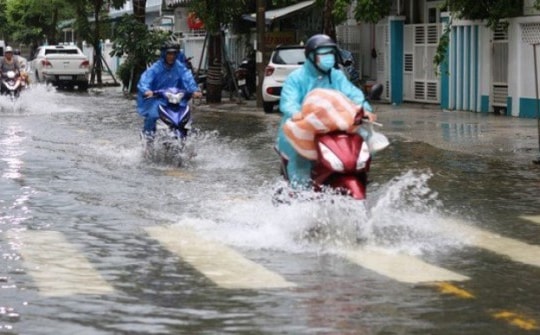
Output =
[
  {"x1": 311, "y1": 130, "x2": 371, "y2": 199},
  {"x1": 277, "y1": 115, "x2": 379, "y2": 201},
  {"x1": 276, "y1": 85, "x2": 387, "y2": 202}
]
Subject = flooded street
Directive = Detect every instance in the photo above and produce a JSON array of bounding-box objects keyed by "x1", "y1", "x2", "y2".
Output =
[{"x1": 1, "y1": 86, "x2": 539, "y2": 334}]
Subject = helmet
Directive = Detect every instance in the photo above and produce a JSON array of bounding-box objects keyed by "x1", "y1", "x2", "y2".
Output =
[
  {"x1": 162, "y1": 42, "x2": 179, "y2": 54},
  {"x1": 14, "y1": 49, "x2": 20, "y2": 55},
  {"x1": 304, "y1": 34, "x2": 337, "y2": 58},
  {"x1": 5, "y1": 46, "x2": 13, "y2": 53}
]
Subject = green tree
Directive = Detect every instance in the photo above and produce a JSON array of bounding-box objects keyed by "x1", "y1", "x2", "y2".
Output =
[
  {"x1": 70, "y1": 0, "x2": 125, "y2": 86},
  {"x1": 189, "y1": 0, "x2": 247, "y2": 103},
  {"x1": 109, "y1": 14, "x2": 170, "y2": 93},
  {"x1": 6, "y1": 0, "x2": 74, "y2": 47}
]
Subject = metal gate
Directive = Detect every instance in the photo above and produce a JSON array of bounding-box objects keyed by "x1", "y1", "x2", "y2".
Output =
[
  {"x1": 491, "y1": 24, "x2": 509, "y2": 113},
  {"x1": 375, "y1": 23, "x2": 389, "y2": 100},
  {"x1": 403, "y1": 24, "x2": 441, "y2": 103}
]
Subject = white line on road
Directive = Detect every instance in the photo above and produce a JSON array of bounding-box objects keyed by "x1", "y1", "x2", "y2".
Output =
[
  {"x1": 145, "y1": 225, "x2": 296, "y2": 289},
  {"x1": 440, "y1": 219, "x2": 540, "y2": 268},
  {"x1": 520, "y1": 215, "x2": 540, "y2": 225},
  {"x1": 14, "y1": 230, "x2": 114, "y2": 297},
  {"x1": 342, "y1": 247, "x2": 469, "y2": 284}
]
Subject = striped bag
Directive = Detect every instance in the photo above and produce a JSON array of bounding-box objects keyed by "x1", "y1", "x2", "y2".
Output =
[{"x1": 282, "y1": 88, "x2": 360, "y2": 160}]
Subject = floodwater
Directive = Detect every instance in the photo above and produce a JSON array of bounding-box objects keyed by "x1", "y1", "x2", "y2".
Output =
[{"x1": 0, "y1": 86, "x2": 539, "y2": 334}]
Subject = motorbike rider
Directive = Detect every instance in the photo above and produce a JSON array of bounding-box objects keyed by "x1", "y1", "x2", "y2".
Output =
[
  {"x1": 276, "y1": 34, "x2": 377, "y2": 189},
  {"x1": 137, "y1": 42, "x2": 202, "y2": 141},
  {"x1": 0, "y1": 46, "x2": 23, "y2": 94}
]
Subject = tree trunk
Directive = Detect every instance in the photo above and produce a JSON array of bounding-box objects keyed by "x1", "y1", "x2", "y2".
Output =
[
  {"x1": 323, "y1": 0, "x2": 336, "y2": 41},
  {"x1": 91, "y1": 0, "x2": 103, "y2": 86},
  {"x1": 206, "y1": 32, "x2": 222, "y2": 103},
  {"x1": 133, "y1": 0, "x2": 147, "y2": 24}
]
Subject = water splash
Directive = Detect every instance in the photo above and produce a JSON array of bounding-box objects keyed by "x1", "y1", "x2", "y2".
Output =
[
  {"x1": 177, "y1": 170, "x2": 463, "y2": 256},
  {"x1": 0, "y1": 84, "x2": 82, "y2": 115}
]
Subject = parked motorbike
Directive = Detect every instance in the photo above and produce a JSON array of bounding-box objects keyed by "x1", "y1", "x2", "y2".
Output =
[
  {"x1": 1, "y1": 70, "x2": 26, "y2": 100},
  {"x1": 143, "y1": 87, "x2": 195, "y2": 165},
  {"x1": 185, "y1": 56, "x2": 207, "y2": 95},
  {"x1": 234, "y1": 51, "x2": 256, "y2": 99},
  {"x1": 338, "y1": 48, "x2": 360, "y2": 86}
]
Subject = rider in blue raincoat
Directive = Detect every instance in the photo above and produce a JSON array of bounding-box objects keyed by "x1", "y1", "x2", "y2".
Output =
[
  {"x1": 137, "y1": 43, "x2": 201, "y2": 139},
  {"x1": 276, "y1": 34, "x2": 377, "y2": 189}
]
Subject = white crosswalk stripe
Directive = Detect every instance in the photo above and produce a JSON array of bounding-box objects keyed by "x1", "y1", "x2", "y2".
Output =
[
  {"x1": 145, "y1": 225, "x2": 296, "y2": 289},
  {"x1": 342, "y1": 246, "x2": 469, "y2": 283},
  {"x1": 440, "y1": 219, "x2": 540, "y2": 268},
  {"x1": 13, "y1": 230, "x2": 114, "y2": 297},
  {"x1": 520, "y1": 215, "x2": 540, "y2": 225}
]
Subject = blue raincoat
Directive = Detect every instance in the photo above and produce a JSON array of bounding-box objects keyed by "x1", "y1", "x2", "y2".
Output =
[
  {"x1": 137, "y1": 51, "x2": 199, "y2": 133},
  {"x1": 277, "y1": 58, "x2": 372, "y2": 188}
]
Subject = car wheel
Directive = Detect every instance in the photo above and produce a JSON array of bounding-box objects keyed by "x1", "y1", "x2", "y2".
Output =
[
  {"x1": 77, "y1": 82, "x2": 88, "y2": 91},
  {"x1": 263, "y1": 101, "x2": 275, "y2": 114}
]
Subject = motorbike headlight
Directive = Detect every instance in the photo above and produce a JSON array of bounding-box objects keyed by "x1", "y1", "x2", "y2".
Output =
[
  {"x1": 165, "y1": 92, "x2": 183, "y2": 104},
  {"x1": 356, "y1": 141, "x2": 371, "y2": 170},
  {"x1": 319, "y1": 142, "x2": 344, "y2": 172},
  {"x1": 7, "y1": 71, "x2": 15, "y2": 79}
]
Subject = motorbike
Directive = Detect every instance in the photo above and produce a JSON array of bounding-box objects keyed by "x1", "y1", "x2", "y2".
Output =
[
  {"x1": 185, "y1": 56, "x2": 207, "y2": 96},
  {"x1": 338, "y1": 49, "x2": 360, "y2": 86},
  {"x1": 1, "y1": 70, "x2": 26, "y2": 100},
  {"x1": 143, "y1": 87, "x2": 195, "y2": 165},
  {"x1": 234, "y1": 51, "x2": 256, "y2": 99},
  {"x1": 276, "y1": 86, "x2": 389, "y2": 201}
]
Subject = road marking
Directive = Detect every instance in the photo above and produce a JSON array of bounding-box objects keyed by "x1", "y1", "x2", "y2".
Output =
[
  {"x1": 164, "y1": 170, "x2": 194, "y2": 179},
  {"x1": 14, "y1": 231, "x2": 114, "y2": 297},
  {"x1": 440, "y1": 219, "x2": 540, "y2": 268},
  {"x1": 493, "y1": 310, "x2": 539, "y2": 331},
  {"x1": 434, "y1": 282, "x2": 474, "y2": 299},
  {"x1": 342, "y1": 246, "x2": 469, "y2": 284},
  {"x1": 145, "y1": 225, "x2": 296, "y2": 289},
  {"x1": 520, "y1": 215, "x2": 540, "y2": 225}
]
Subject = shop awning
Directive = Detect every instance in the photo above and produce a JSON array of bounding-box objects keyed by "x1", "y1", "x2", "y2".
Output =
[{"x1": 241, "y1": 0, "x2": 316, "y2": 25}]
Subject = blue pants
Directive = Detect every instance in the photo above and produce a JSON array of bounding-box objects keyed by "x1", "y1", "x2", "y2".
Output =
[
  {"x1": 137, "y1": 95, "x2": 162, "y2": 134},
  {"x1": 277, "y1": 132, "x2": 313, "y2": 189}
]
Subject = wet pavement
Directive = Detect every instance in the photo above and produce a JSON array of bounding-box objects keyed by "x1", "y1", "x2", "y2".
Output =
[
  {"x1": 0, "y1": 86, "x2": 539, "y2": 334},
  {"x1": 197, "y1": 97, "x2": 540, "y2": 164}
]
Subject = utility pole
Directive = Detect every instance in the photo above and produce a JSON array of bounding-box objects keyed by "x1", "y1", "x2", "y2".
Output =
[{"x1": 256, "y1": 0, "x2": 266, "y2": 108}]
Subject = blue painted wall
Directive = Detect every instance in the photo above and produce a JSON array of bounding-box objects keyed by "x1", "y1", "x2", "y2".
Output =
[{"x1": 390, "y1": 18, "x2": 404, "y2": 104}]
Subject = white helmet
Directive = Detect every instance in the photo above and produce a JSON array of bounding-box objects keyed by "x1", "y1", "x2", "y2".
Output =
[{"x1": 5, "y1": 46, "x2": 13, "y2": 53}]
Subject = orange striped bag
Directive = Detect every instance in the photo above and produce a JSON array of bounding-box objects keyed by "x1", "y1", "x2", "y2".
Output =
[{"x1": 282, "y1": 88, "x2": 360, "y2": 160}]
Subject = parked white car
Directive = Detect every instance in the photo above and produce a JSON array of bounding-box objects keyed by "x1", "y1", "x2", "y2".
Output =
[
  {"x1": 262, "y1": 45, "x2": 305, "y2": 113},
  {"x1": 31, "y1": 45, "x2": 90, "y2": 90}
]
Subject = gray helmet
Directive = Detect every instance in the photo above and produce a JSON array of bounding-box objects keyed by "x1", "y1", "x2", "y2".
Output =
[
  {"x1": 161, "y1": 42, "x2": 179, "y2": 54},
  {"x1": 5, "y1": 46, "x2": 13, "y2": 54},
  {"x1": 304, "y1": 34, "x2": 337, "y2": 58}
]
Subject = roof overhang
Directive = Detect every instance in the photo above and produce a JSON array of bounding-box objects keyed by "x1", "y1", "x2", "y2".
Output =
[{"x1": 242, "y1": 0, "x2": 316, "y2": 25}]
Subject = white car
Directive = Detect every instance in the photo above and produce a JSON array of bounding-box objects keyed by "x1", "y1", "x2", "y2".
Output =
[
  {"x1": 262, "y1": 45, "x2": 305, "y2": 113},
  {"x1": 31, "y1": 45, "x2": 90, "y2": 90}
]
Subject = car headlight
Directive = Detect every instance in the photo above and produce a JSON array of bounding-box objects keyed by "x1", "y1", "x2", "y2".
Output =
[{"x1": 319, "y1": 142, "x2": 344, "y2": 172}]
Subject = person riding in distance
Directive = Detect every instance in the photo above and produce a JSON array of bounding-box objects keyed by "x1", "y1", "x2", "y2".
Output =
[
  {"x1": 0, "y1": 46, "x2": 20, "y2": 76},
  {"x1": 276, "y1": 34, "x2": 377, "y2": 189},
  {"x1": 137, "y1": 42, "x2": 202, "y2": 140}
]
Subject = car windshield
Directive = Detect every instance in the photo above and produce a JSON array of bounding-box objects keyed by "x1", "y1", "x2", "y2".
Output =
[{"x1": 272, "y1": 48, "x2": 305, "y2": 65}]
